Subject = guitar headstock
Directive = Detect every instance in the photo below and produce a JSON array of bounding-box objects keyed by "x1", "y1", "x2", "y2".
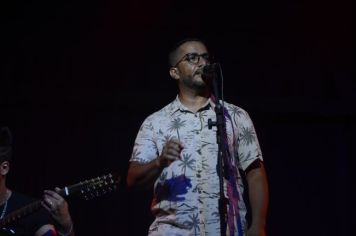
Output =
[{"x1": 61, "y1": 173, "x2": 120, "y2": 200}]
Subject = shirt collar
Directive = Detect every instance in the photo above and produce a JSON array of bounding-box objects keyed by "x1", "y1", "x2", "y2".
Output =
[{"x1": 168, "y1": 95, "x2": 216, "y2": 116}]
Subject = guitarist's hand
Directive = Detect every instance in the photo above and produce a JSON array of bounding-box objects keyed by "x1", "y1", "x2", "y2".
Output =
[{"x1": 42, "y1": 187, "x2": 74, "y2": 235}]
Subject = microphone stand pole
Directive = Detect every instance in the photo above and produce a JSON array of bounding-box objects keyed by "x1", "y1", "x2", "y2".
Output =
[{"x1": 207, "y1": 64, "x2": 228, "y2": 236}]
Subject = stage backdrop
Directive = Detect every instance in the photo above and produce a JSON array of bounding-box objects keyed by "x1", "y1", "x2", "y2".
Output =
[{"x1": 1, "y1": 0, "x2": 353, "y2": 235}]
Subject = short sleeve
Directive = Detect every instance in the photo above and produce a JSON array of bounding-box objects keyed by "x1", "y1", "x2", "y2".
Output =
[
  {"x1": 129, "y1": 115, "x2": 159, "y2": 164},
  {"x1": 237, "y1": 109, "x2": 263, "y2": 171}
]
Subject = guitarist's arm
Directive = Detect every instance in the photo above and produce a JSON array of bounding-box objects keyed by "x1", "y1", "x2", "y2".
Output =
[{"x1": 42, "y1": 188, "x2": 75, "y2": 236}]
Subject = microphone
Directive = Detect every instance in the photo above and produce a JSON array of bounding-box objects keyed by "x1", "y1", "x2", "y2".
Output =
[
  {"x1": 202, "y1": 63, "x2": 219, "y2": 77},
  {"x1": 202, "y1": 63, "x2": 221, "y2": 98}
]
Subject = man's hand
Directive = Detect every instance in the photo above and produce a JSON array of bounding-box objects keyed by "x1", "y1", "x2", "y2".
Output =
[
  {"x1": 42, "y1": 187, "x2": 73, "y2": 235},
  {"x1": 156, "y1": 138, "x2": 184, "y2": 168}
]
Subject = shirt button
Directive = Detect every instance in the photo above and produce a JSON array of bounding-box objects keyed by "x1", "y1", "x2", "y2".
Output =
[{"x1": 196, "y1": 173, "x2": 201, "y2": 178}]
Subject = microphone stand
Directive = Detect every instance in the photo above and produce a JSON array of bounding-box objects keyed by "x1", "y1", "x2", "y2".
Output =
[{"x1": 206, "y1": 64, "x2": 228, "y2": 236}]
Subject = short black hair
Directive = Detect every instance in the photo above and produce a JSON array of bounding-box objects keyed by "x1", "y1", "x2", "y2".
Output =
[
  {"x1": 168, "y1": 37, "x2": 208, "y2": 67},
  {"x1": 0, "y1": 127, "x2": 13, "y2": 163}
]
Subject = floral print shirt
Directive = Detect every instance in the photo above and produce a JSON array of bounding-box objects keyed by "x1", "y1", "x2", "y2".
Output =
[{"x1": 130, "y1": 96, "x2": 263, "y2": 236}]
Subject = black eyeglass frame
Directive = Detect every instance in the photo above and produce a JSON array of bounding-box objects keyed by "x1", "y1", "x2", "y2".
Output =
[{"x1": 173, "y1": 52, "x2": 212, "y2": 67}]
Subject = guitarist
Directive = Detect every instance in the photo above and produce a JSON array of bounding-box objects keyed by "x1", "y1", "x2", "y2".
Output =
[{"x1": 0, "y1": 127, "x2": 74, "y2": 236}]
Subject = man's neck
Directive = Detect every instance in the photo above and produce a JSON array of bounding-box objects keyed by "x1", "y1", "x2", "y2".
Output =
[
  {"x1": 178, "y1": 92, "x2": 210, "y2": 113},
  {"x1": 0, "y1": 182, "x2": 9, "y2": 205}
]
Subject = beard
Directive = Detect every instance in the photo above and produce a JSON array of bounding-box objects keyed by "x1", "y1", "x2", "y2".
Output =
[{"x1": 181, "y1": 73, "x2": 209, "y2": 91}]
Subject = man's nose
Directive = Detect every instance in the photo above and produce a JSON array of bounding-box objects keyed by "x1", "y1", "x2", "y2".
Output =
[{"x1": 198, "y1": 55, "x2": 209, "y2": 66}]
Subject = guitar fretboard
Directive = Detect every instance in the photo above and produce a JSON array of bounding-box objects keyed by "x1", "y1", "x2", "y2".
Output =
[
  {"x1": 0, "y1": 173, "x2": 119, "y2": 227},
  {"x1": 0, "y1": 200, "x2": 41, "y2": 226}
]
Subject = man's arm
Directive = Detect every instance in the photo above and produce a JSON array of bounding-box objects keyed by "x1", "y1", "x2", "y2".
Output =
[
  {"x1": 127, "y1": 160, "x2": 163, "y2": 188},
  {"x1": 127, "y1": 138, "x2": 184, "y2": 188},
  {"x1": 246, "y1": 161, "x2": 269, "y2": 236}
]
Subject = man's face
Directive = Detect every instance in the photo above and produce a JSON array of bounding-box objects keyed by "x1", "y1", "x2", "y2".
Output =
[{"x1": 171, "y1": 41, "x2": 211, "y2": 90}]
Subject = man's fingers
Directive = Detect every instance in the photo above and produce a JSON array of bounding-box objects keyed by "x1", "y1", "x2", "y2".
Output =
[
  {"x1": 166, "y1": 142, "x2": 184, "y2": 153},
  {"x1": 168, "y1": 138, "x2": 184, "y2": 149},
  {"x1": 165, "y1": 154, "x2": 180, "y2": 161},
  {"x1": 44, "y1": 190, "x2": 61, "y2": 201},
  {"x1": 163, "y1": 147, "x2": 182, "y2": 161},
  {"x1": 166, "y1": 147, "x2": 181, "y2": 156},
  {"x1": 159, "y1": 138, "x2": 184, "y2": 167}
]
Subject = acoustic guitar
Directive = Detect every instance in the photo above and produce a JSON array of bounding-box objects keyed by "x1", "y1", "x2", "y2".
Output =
[{"x1": 0, "y1": 173, "x2": 120, "y2": 235}]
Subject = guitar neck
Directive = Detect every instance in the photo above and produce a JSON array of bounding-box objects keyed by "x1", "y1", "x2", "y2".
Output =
[
  {"x1": 0, "y1": 199, "x2": 42, "y2": 226},
  {"x1": 0, "y1": 173, "x2": 119, "y2": 227},
  {"x1": 0, "y1": 187, "x2": 73, "y2": 227}
]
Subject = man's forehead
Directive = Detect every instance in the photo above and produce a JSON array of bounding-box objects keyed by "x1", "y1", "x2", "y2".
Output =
[{"x1": 178, "y1": 41, "x2": 208, "y2": 54}]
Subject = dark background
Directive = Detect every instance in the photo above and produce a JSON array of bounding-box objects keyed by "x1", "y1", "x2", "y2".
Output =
[{"x1": 1, "y1": 0, "x2": 354, "y2": 235}]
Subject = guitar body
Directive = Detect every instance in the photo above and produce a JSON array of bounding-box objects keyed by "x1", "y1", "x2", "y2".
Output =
[
  {"x1": 0, "y1": 191, "x2": 42, "y2": 236},
  {"x1": 0, "y1": 228, "x2": 14, "y2": 236}
]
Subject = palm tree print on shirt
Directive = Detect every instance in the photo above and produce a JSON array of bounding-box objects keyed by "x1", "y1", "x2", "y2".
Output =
[
  {"x1": 168, "y1": 117, "x2": 186, "y2": 140},
  {"x1": 184, "y1": 213, "x2": 200, "y2": 236},
  {"x1": 131, "y1": 147, "x2": 146, "y2": 163},
  {"x1": 178, "y1": 153, "x2": 196, "y2": 175},
  {"x1": 240, "y1": 126, "x2": 256, "y2": 146},
  {"x1": 228, "y1": 106, "x2": 244, "y2": 126}
]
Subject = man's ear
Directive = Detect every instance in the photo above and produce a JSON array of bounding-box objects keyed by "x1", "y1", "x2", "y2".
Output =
[
  {"x1": 169, "y1": 67, "x2": 180, "y2": 81},
  {"x1": 0, "y1": 161, "x2": 10, "y2": 176}
]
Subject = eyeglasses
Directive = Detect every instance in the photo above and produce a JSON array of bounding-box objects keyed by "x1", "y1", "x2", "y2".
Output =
[{"x1": 173, "y1": 52, "x2": 212, "y2": 67}]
